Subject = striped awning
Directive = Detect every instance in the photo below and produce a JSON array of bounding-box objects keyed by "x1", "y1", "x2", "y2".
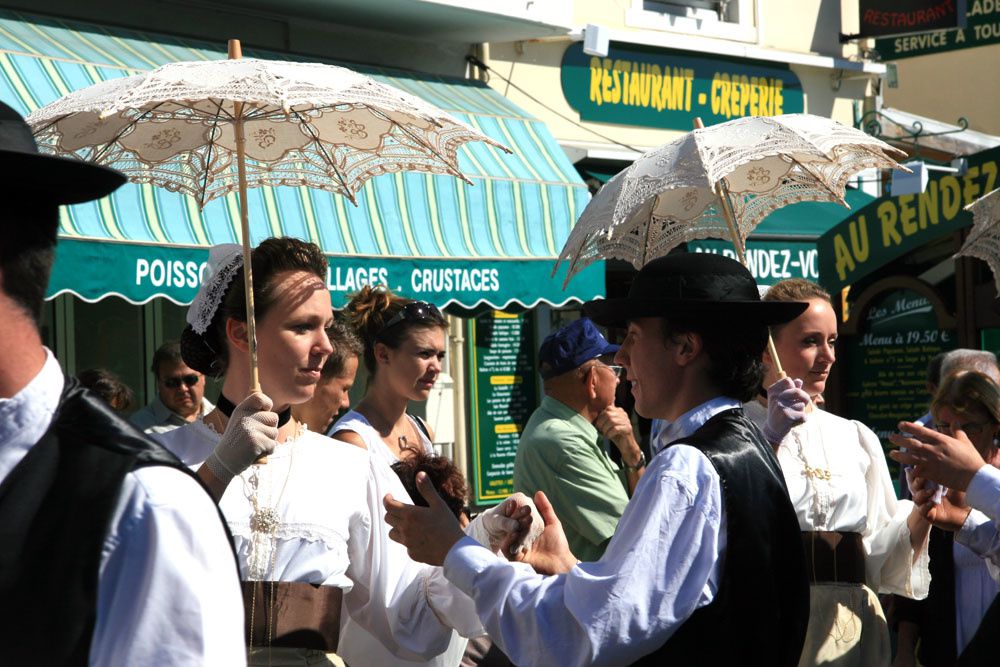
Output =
[{"x1": 0, "y1": 10, "x2": 601, "y2": 309}]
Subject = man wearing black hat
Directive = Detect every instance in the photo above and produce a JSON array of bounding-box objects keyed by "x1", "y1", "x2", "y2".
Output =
[
  {"x1": 0, "y1": 103, "x2": 244, "y2": 664},
  {"x1": 384, "y1": 253, "x2": 811, "y2": 666},
  {"x1": 513, "y1": 317, "x2": 644, "y2": 562}
]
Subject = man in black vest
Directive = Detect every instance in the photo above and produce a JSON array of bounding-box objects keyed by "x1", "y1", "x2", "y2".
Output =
[
  {"x1": 0, "y1": 102, "x2": 245, "y2": 665},
  {"x1": 384, "y1": 253, "x2": 811, "y2": 666}
]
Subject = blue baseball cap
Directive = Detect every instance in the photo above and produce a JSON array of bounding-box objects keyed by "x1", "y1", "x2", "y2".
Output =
[{"x1": 538, "y1": 318, "x2": 619, "y2": 380}]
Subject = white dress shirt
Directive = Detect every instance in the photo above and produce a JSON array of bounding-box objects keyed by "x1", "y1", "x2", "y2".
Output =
[
  {"x1": 0, "y1": 349, "x2": 245, "y2": 666},
  {"x1": 441, "y1": 398, "x2": 738, "y2": 667},
  {"x1": 957, "y1": 464, "x2": 1000, "y2": 581}
]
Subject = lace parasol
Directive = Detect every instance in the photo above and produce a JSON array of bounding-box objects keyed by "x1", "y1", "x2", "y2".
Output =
[
  {"x1": 556, "y1": 113, "x2": 907, "y2": 286},
  {"x1": 26, "y1": 40, "x2": 510, "y2": 392},
  {"x1": 956, "y1": 187, "x2": 1000, "y2": 294}
]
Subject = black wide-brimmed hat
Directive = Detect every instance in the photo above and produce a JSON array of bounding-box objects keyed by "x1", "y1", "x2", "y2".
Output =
[
  {"x1": 585, "y1": 253, "x2": 807, "y2": 327},
  {"x1": 0, "y1": 102, "x2": 125, "y2": 204}
]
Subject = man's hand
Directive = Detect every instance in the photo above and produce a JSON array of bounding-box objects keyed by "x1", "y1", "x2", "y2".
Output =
[
  {"x1": 202, "y1": 392, "x2": 278, "y2": 486},
  {"x1": 384, "y1": 472, "x2": 466, "y2": 566},
  {"x1": 510, "y1": 491, "x2": 578, "y2": 575},
  {"x1": 595, "y1": 406, "x2": 641, "y2": 461},
  {"x1": 889, "y1": 421, "x2": 987, "y2": 491},
  {"x1": 762, "y1": 377, "x2": 810, "y2": 445}
]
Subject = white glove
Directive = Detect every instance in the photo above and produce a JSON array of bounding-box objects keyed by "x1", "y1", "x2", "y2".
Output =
[
  {"x1": 763, "y1": 377, "x2": 810, "y2": 444},
  {"x1": 466, "y1": 492, "x2": 544, "y2": 556},
  {"x1": 203, "y1": 392, "x2": 279, "y2": 485}
]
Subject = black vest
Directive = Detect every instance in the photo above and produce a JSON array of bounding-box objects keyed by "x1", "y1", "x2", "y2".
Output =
[
  {"x1": 631, "y1": 409, "x2": 810, "y2": 667},
  {"x1": 0, "y1": 377, "x2": 227, "y2": 664}
]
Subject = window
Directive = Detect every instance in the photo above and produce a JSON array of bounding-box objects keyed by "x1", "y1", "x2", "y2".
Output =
[{"x1": 628, "y1": 0, "x2": 757, "y2": 42}]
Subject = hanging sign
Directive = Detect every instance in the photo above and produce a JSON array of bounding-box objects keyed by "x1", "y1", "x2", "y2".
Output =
[
  {"x1": 875, "y1": 0, "x2": 998, "y2": 59},
  {"x1": 466, "y1": 311, "x2": 539, "y2": 506},
  {"x1": 856, "y1": 0, "x2": 967, "y2": 39},
  {"x1": 560, "y1": 43, "x2": 803, "y2": 131},
  {"x1": 817, "y1": 146, "x2": 1000, "y2": 292}
]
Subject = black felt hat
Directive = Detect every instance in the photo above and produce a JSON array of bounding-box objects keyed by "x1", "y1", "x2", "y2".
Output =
[
  {"x1": 0, "y1": 102, "x2": 125, "y2": 204},
  {"x1": 584, "y1": 253, "x2": 807, "y2": 328}
]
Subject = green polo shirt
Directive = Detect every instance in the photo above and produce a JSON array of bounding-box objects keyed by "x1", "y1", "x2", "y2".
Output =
[{"x1": 513, "y1": 395, "x2": 630, "y2": 561}]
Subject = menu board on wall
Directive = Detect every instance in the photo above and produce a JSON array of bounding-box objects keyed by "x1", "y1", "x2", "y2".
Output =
[
  {"x1": 844, "y1": 288, "x2": 956, "y2": 475},
  {"x1": 467, "y1": 311, "x2": 538, "y2": 506}
]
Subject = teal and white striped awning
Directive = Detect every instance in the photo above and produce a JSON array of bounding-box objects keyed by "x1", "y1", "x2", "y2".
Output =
[{"x1": 0, "y1": 10, "x2": 601, "y2": 309}]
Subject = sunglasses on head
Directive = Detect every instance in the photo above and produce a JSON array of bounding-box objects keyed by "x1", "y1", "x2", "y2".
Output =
[
  {"x1": 161, "y1": 374, "x2": 200, "y2": 389},
  {"x1": 377, "y1": 301, "x2": 444, "y2": 337}
]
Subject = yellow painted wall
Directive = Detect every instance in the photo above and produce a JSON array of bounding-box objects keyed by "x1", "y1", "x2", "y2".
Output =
[{"x1": 884, "y1": 45, "x2": 1000, "y2": 136}]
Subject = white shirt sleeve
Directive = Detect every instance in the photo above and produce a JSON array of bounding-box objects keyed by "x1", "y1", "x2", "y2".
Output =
[
  {"x1": 90, "y1": 466, "x2": 246, "y2": 667},
  {"x1": 441, "y1": 445, "x2": 724, "y2": 667},
  {"x1": 956, "y1": 465, "x2": 1000, "y2": 582},
  {"x1": 855, "y1": 421, "x2": 930, "y2": 599},
  {"x1": 342, "y1": 453, "x2": 484, "y2": 662}
]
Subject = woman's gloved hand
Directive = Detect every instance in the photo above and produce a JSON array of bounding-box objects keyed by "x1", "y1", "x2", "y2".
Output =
[
  {"x1": 203, "y1": 392, "x2": 279, "y2": 484},
  {"x1": 763, "y1": 377, "x2": 810, "y2": 445}
]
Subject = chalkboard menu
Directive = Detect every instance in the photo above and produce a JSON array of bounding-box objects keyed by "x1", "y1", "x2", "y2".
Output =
[
  {"x1": 844, "y1": 288, "x2": 956, "y2": 474},
  {"x1": 466, "y1": 311, "x2": 538, "y2": 506}
]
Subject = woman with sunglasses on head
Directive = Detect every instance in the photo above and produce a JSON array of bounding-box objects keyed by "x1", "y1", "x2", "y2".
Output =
[
  {"x1": 892, "y1": 370, "x2": 1000, "y2": 667},
  {"x1": 155, "y1": 239, "x2": 518, "y2": 667},
  {"x1": 333, "y1": 286, "x2": 448, "y2": 467},
  {"x1": 742, "y1": 278, "x2": 931, "y2": 667},
  {"x1": 332, "y1": 286, "x2": 468, "y2": 666}
]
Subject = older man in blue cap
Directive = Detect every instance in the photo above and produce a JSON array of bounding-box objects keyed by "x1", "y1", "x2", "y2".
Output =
[{"x1": 513, "y1": 317, "x2": 644, "y2": 561}]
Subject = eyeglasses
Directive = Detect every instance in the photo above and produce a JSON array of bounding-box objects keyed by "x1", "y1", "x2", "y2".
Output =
[
  {"x1": 377, "y1": 301, "x2": 444, "y2": 337},
  {"x1": 161, "y1": 373, "x2": 200, "y2": 389},
  {"x1": 588, "y1": 362, "x2": 624, "y2": 379},
  {"x1": 934, "y1": 421, "x2": 991, "y2": 436}
]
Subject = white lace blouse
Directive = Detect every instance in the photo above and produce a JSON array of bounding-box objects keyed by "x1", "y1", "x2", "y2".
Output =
[
  {"x1": 744, "y1": 402, "x2": 930, "y2": 598},
  {"x1": 156, "y1": 421, "x2": 484, "y2": 660}
]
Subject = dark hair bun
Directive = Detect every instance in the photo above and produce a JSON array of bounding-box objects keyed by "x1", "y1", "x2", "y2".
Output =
[{"x1": 180, "y1": 324, "x2": 222, "y2": 377}]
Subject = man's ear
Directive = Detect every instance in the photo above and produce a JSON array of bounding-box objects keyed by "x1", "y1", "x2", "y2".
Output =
[
  {"x1": 226, "y1": 318, "x2": 250, "y2": 353},
  {"x1": 674, "y1": 331, "x2": 703, "y2": 367},
  {"x1": 583, "y1": 364, "x2": 598, "y2": 399}
]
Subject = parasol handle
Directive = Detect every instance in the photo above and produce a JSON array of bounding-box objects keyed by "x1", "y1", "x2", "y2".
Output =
[
  {"x1": 229, "y1": 38, "x2": 267, "y2": 462},
  {"x1": 693, "y1": 117, "x2": 786, "y2": 380}
]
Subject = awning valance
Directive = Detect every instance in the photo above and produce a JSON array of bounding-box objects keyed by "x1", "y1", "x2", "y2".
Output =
[{"x1": 0, "y1": 9, "x2": 601, "y2": 309}]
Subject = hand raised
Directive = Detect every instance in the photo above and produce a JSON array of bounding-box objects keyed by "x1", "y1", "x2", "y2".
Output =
[
  {"x1": 203, "y1": 392, "x2": 279, "y2": 485},
  {"x1": 384, "y1": 472, "x2": 466, "y2": 566},
  {"x1": 595, "y1": 406, "x2": 636, "y2": 450},
  {"x1": 762, "y1": 377, "x2": 810, "y2": 444},
  {"x1": 889, "y1": 421, "x2": 987, "y2": 491}
]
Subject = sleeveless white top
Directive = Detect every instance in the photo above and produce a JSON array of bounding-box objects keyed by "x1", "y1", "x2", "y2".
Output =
[{"x1": 334, "y1": 409, "x2": 437, "y2": 469}]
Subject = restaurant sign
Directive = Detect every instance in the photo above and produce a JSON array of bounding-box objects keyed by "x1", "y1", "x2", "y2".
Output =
[
  {"x1": 856, "y1": 0, "x2": 966, "y2": 39},
  {"x1": 817, "y1": 146, "x2": 1000, "y2": 292},
  {"x1": 875, "y1": 0, "x2": 999, "y2": 59},
  {"x1": 560, "y1": 43, "x2": 803, "y2": 131}
]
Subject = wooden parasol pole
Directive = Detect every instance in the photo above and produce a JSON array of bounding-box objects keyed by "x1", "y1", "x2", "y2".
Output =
[
  {"x1": 228, "y1": 39, "x2": 262, "y2": 395},
  {"x1": 693, "y1": 117, "x2": 785, "y2": 378}
]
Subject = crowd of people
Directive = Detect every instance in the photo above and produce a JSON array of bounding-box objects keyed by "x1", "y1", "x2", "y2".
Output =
[{"x1": 3, "y1": 100, "x2": 1000, "y2": 667}]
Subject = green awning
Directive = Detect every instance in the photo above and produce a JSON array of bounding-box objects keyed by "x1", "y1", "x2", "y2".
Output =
[{"x1": 0, "y1": 9, "x2": 602, "y2": 309}]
